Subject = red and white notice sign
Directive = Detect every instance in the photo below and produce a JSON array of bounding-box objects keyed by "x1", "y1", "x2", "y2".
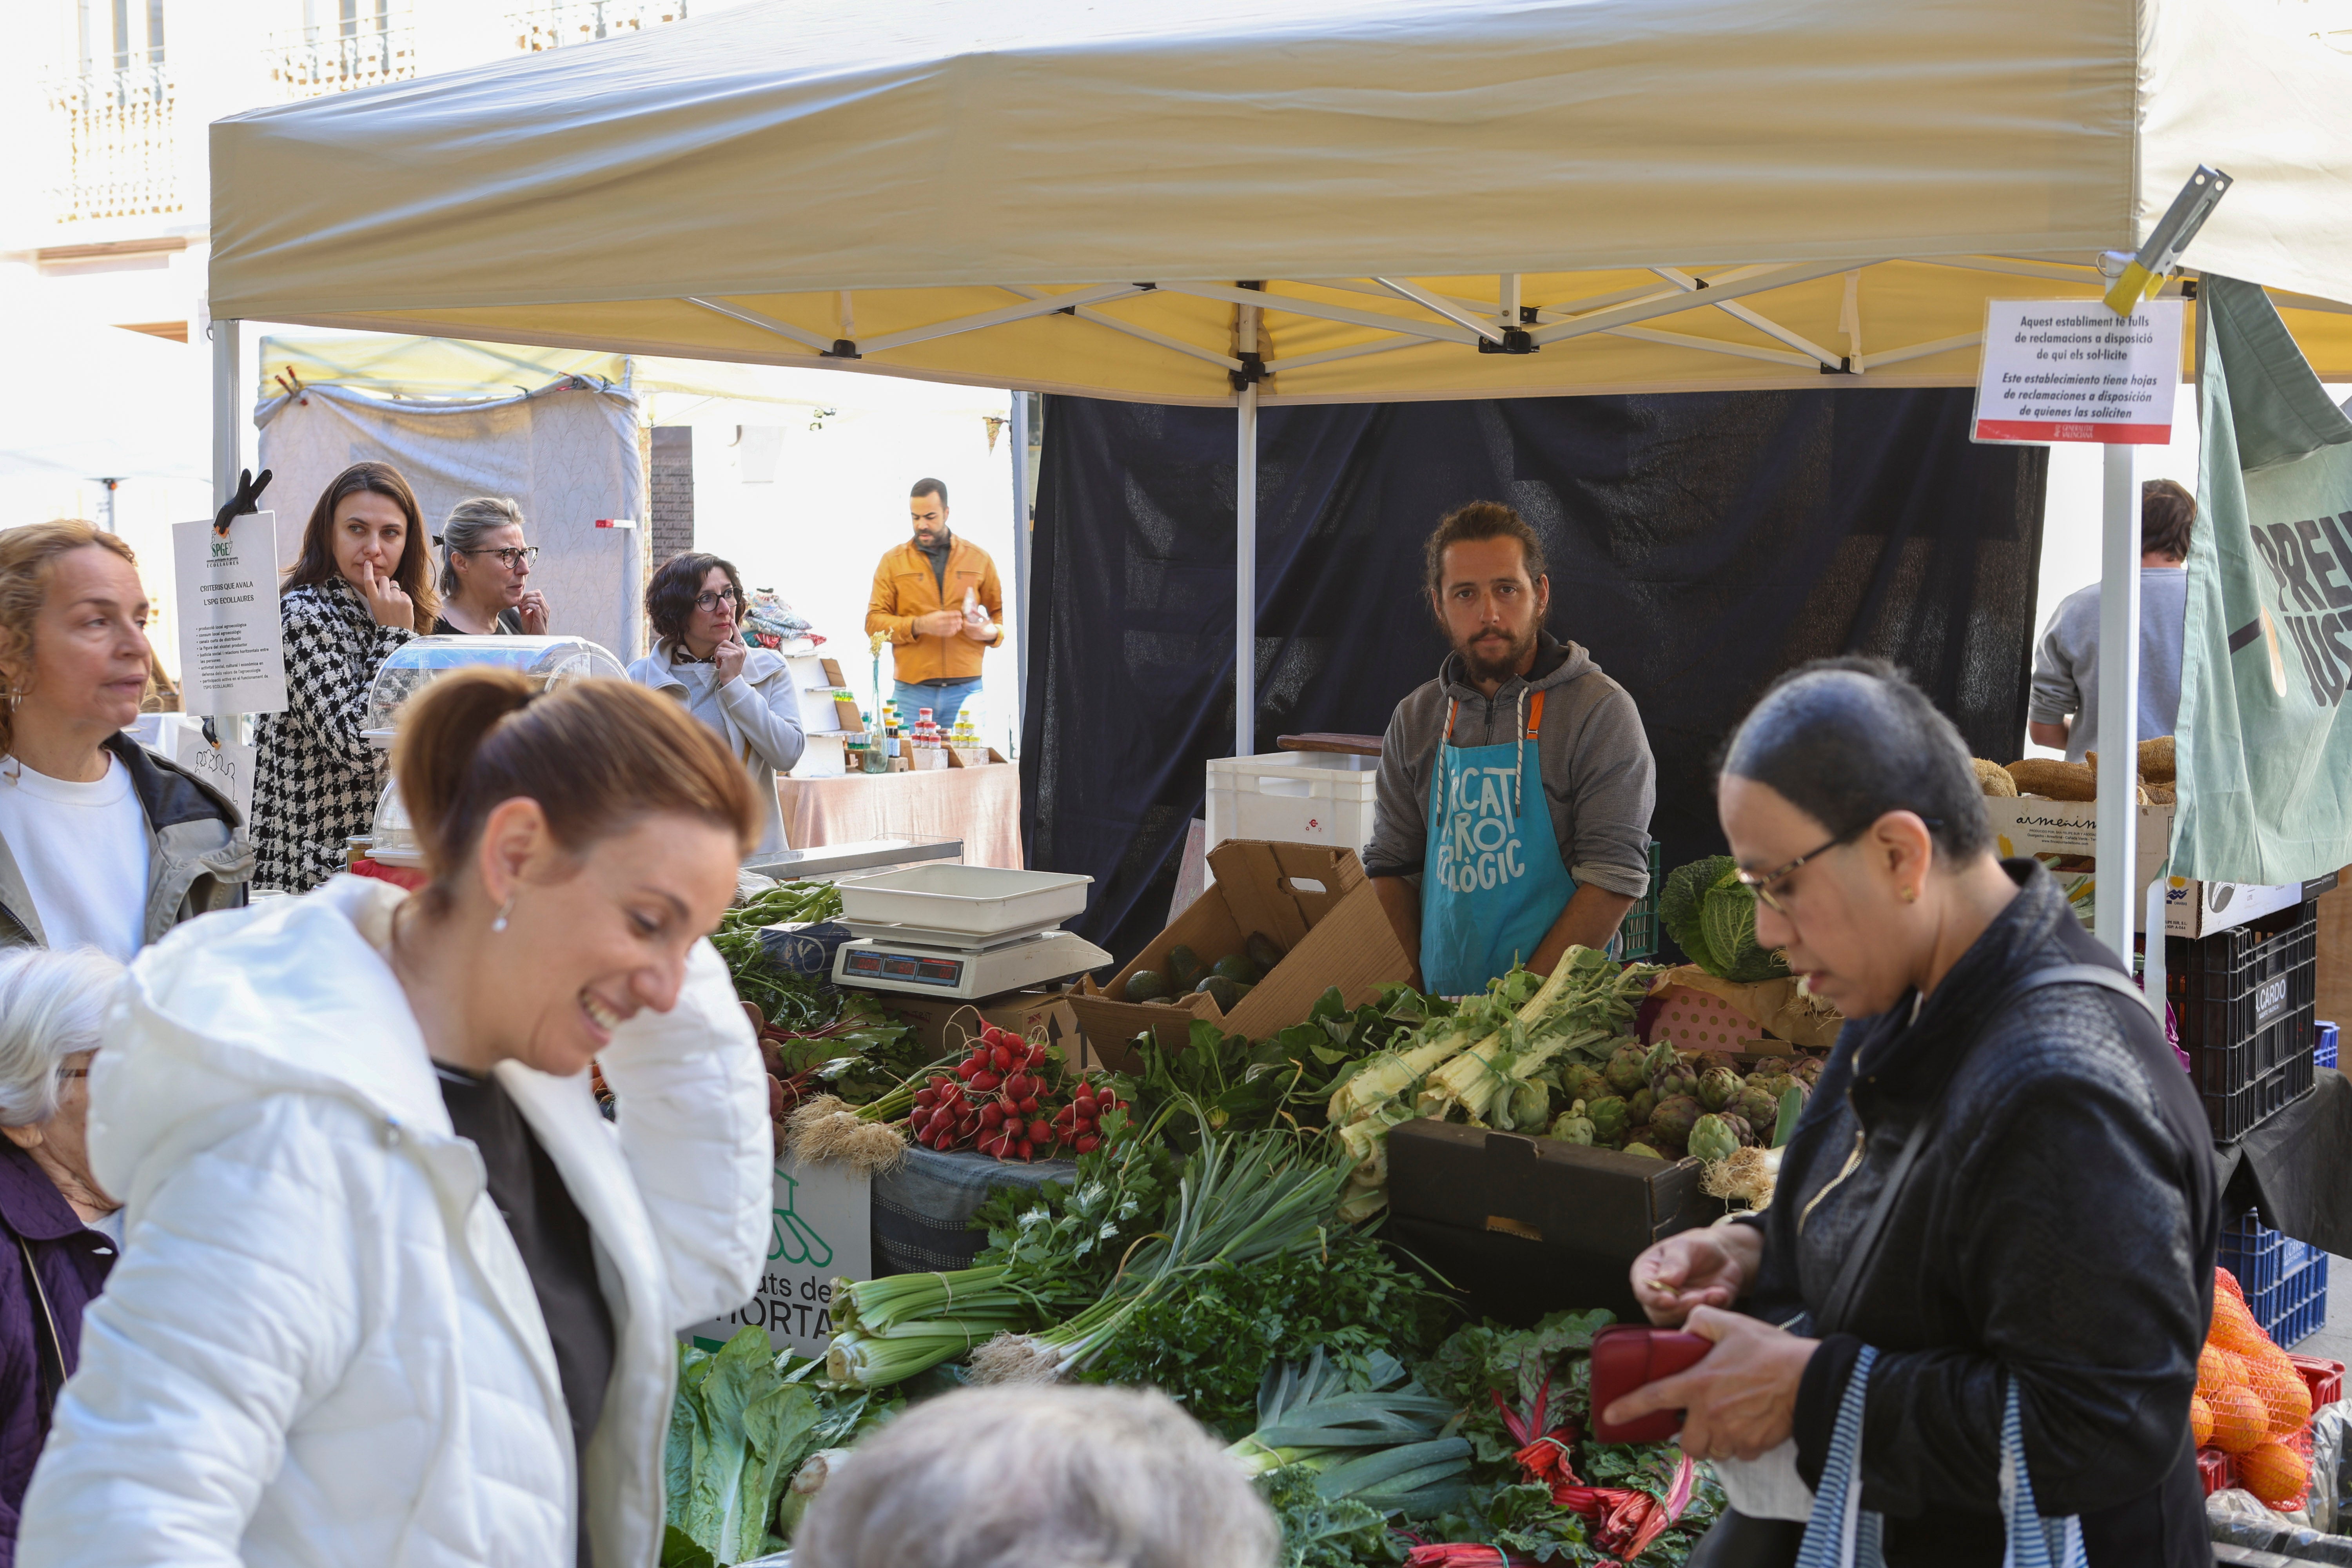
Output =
[{"x1": 1971, "y1": 298, "x2": 2185, "y2": 445}]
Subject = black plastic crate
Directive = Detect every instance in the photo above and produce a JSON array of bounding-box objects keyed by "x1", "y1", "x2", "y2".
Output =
[
  {"x1": 2168, "y1": 901, "x2": 2320, "y2": 1140},
  {"x1": 2204, "y1": 1040, "x2": 2316, "y2": 1142},
  {"x1": 2168, "y1": 901, "x2": 2319, "y2": 1050}
]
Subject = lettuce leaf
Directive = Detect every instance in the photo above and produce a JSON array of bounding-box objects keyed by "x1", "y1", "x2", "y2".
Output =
[{"x1": 1658, "y1": 857, "x2": 1728, "y2": 973}]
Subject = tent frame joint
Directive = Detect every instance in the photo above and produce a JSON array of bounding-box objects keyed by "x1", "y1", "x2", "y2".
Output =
[
  {"x1": 1229, "y1": 351, "x2": 1268, "y2": 391},
  {"x1": 1476, "y1": 327, "x2": 1539, "y2": 356},
  {"x1": 1818, "y1": 355, "x2": 1857, "y2": 375},
  {"x1": 824, "y1": 338, "x2": 861, "y2": 359}
]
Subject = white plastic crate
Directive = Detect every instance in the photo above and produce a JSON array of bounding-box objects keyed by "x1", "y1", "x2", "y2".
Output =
[{"x1": 1204, "y1": 751, "x2": 1380, "y2": 857}]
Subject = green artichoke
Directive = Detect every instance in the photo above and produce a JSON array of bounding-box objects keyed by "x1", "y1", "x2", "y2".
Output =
[
  {"x1": 1587, "y1": 1095, "x2": 1630, "y2": 1143},
  {"x1": 1550, "y1": 1101, "x2": 1596, "y2": 1145},
  {"x1": 1651, "y1": 1060, "x2": 1700, "y2": 1103},
  {"x1": 1651, "y1": 1094, "x2": 1704, "y2": 1145},
  {"x1": 1622, "y1": 1142, "x2": 1666, "y2": 1161},
  {"x1": 1561, "y1": 1063, "x2": 1612, "y2": 1106},
  {"x1": 1733, "y1": 1083, "x2": 1781, "y2": 1138},
  {"x1": 1626, "y1": 1088, "x2": 1657, "y2": 1127},
  {"x1": 1718, "y1": 1112, "x2": 1757, "y2": 1147},
  {"x1": 1688, "y1": 1114, "x2": 1741, "y2": 1165},
  {"x1": 1605, "y1": 1043, "x2": 1651, "y2": 1095},
  {"x1": 1698, "y1": 1067, "x2": 1742, "y2": 1112},
  {"x1": 1505, "y1": 1079, "x2": 1552, "y2": 1132}
]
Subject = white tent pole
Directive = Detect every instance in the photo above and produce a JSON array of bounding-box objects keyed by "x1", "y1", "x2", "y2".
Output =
[
  {"x1": 1010, "y1": 390, "x2": 1032, "y2": 748},
  {"x1": 1234, "y1": 291, "x2": 1261, "y2": 760},
  {"x1": 211, "y1": 318, "x2": 240, "y2": 514},
  {"x1": 2092, "y1": 441, "x2": 2141, "y2": 966},
  {"x1": 1235, "y1": 377, "x2": 1259, "y2": 759}
]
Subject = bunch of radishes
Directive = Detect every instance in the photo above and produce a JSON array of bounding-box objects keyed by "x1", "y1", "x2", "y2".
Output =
[{"x1": 905, "y1": 1024, "x2": 1122, "y2": 1163}]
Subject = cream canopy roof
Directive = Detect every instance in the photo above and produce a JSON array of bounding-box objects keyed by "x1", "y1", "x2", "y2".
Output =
[{"x1": 208, "y1": 0, "x2": 2352, "y2": 405}]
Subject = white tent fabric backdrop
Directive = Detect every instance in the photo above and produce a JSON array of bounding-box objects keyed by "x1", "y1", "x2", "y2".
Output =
[{"x1": 255, "y1": 383, "x2": 646, "y2": 661}]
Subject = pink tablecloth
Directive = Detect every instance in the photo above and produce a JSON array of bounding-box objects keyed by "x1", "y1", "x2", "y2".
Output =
[{"x1": 775, "y1": 764, "x2": 1025, "y2": 869}]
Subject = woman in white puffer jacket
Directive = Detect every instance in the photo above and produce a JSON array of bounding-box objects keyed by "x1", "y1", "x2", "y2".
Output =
[{"x1": 17, "y1": 671, "x2": 772, "y2": 1568}]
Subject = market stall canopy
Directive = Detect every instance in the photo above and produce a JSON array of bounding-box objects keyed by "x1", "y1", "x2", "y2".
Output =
[
  {"x1": 256, "y1": 333, "x2": 1015, "y2": 417},
  {"x1": 209, "y1": 0, "x2": 2352, "y2": 405}
]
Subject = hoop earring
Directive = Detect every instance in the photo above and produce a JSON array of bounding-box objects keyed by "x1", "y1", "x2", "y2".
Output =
[{"x1": 491, "y1": 895, "x2": 515, "y2": 933}]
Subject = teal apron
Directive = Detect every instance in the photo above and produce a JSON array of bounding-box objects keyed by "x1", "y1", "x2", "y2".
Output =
[{"x1": 1419, "y1": 687, "x2": 1577, "y2": 994}]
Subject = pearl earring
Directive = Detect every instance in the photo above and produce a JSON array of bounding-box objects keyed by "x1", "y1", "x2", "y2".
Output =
[{"x1": 491, "y1": 895, "x2": 515, "y2": 933}]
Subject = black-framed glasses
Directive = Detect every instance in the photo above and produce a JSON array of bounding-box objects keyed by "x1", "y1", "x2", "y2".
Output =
[
  {"x1": 694, "y1": 588, "x2": 740, "y2": 612},
  {"x1": 1736, "y1": 818, "x2": 1943, "y2": 914},
  {"x1": 457, "y1": 546, "x2": 539, "y2": 569}
]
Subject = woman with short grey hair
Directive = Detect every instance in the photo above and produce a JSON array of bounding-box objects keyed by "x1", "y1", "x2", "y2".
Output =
[
  {"x1": 0, "y1": 946, "x2": 125, "y2": 1561},
  {"x1": 793, "y1": 1384, "x2": 1281, "y2": 1568},
  {"x1": 432, "y1": 496, "x2": 550, "y2": 636}
]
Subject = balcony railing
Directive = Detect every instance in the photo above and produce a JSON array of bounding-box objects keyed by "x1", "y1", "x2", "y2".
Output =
[
  {"x1": 511, "y1": 1, "x2": 688, "y2": 52},
  {"x1": 45, "y1": 63, "x2": 181, "y2": 225},
  {"x1": 268, "y1": 15, "x2": 419, "y2": 99}
]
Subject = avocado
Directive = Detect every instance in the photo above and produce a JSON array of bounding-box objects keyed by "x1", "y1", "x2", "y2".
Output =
[
  {"x1": 1212, "y1": 953, "x2": 1259, "y2": 985},
  {"x1": 1194, "y1": 974, "x2": 1244, "y2": 1012},
  {"x1": 1245, "y1": 931, "x2": 1287, "y2": 973},
  {"x1": 1123, "y1": 969, "x2": 1169, "y2": 1003},
  {"x1": 1167, "y1": 945, "x2": 1203, "y2": 990}
]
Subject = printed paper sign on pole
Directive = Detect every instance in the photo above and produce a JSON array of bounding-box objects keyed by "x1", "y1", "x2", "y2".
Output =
[
  {"x1": 682, "y1": 1156, "x2": 872, "y2": 1359},
  {"x1": 172, "y1": 513, "x2": 288, "y2": 717},
  {"x1": 1971, "y1": 299, "x2": 2186, "y2": 445}
]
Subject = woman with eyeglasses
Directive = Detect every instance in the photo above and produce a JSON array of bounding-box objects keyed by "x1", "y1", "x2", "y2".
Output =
[
  {"x1": 1607, "y1": 658, "x2": 2216, "y2": 1568},
  {"x1": 0, "y1": 946, "x2": 125, "y2": 1564},
  {"x1": 626, "y1": 552, "x2": 804, "y2": 855},
  {"x1": 432, "y1": 497, "x2": 550, "y2": 637}
]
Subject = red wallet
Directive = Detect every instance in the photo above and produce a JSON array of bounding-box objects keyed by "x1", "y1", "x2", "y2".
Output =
[{"x1": 1587, "y1": 1325, "x2": 1713, "y2": 1445}]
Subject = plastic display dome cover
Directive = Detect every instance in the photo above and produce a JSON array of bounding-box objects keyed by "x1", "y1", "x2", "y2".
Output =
[{"x1": 361, "y1": 634, "x2": 627, "y2": 747}]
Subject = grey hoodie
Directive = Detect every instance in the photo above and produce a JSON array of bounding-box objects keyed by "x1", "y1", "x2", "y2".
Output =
[{"x1": 1365, "y1": 632, "x2": 1655, "y2": 898}]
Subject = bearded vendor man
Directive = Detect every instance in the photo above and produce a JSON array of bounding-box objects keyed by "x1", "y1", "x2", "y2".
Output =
[{"x1": 1366, "y1": 502, "x2": 1657, "y2": 991}]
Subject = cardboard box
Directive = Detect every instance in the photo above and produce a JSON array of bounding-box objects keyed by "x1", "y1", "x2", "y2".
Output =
[
  {"x1": 1384, "y1": 1119, "x2": 1722, "y2": 1327},
  {"x1": 1985, "y1": 798, "x2": 2306, "y2": 939},
  {"x1": 882, "y1": 988, "x2": 1094, "y2": 1068},
  {"x1": 1064, "y1": 841, "x2": 1414, "y2": 1069}
]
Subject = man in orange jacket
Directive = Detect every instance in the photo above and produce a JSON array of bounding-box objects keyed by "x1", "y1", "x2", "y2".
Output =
[{"x1": 865, "y1": 477, "x2": 1004, "y2": 733}]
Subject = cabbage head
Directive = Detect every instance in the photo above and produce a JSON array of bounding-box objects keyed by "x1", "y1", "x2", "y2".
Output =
[{"x1": 1658, "y1": 855, "x2": 1791, "y2": 983}]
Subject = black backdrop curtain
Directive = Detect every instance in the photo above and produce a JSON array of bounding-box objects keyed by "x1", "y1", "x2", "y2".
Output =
[{"x1": 1020, "y1": 390, "x2": 2049, "y2": 965}]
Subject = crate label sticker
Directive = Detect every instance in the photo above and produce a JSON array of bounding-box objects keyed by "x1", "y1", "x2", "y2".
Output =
[
  {"x1": 2255, "y1": 973, "x2": 2292, "y2": 1031},
  {"x1": 681, "y1": 1157, "x2": 872, "y2": 1359}
]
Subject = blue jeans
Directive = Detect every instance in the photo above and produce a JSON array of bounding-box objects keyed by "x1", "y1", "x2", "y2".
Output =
[{"x1": 895, "y1": 679, "x2": 982, "y2": 733}]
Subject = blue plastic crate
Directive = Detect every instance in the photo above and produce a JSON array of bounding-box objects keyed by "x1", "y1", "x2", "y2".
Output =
[
  {"x1": 2319, "y1": 1021, "x2": 2339, "y2": 1070},
  {"x1": 2220, "y1": 1210, "x2": 2296, "y2": 1297},
  {"x1": 2251, "y1": 1253, "x2": 2330, "y2": 1348}
]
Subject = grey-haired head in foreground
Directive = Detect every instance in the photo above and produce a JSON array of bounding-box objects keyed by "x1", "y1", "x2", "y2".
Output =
[{"x1": 1721, "y1": 655, "x2": 1993, "y2": 862}]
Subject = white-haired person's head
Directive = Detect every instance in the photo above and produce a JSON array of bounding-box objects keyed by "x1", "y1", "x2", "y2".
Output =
[
  {"x1": 0, "y1": 945, "x2": 124, "y2": 1223},
  {"x1": 0, "y1": 946, "x2": 120, "y2": 1129},
  {"x1": 791, "y1": 1383, "x2": 1281, "y2": 1568}
]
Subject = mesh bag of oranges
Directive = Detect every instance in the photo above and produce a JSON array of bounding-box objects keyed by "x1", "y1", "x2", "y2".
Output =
[{"x1": 2196, "y1": 1267, "x2": 2316, "y2": 1510}]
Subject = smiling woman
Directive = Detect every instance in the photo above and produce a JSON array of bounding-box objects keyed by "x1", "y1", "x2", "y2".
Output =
[{"x1": 16, "y1": 671, "x2": 775, "y2": 1568}]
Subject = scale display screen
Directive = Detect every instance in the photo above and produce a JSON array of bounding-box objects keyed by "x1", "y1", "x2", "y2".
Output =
[{"x1": 842, "y1": 947, "x2": 965, "y2": 989}]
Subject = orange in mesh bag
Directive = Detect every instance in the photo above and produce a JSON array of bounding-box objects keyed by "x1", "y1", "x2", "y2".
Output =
[
  {"x1": 2211, "y1": 1385, "x2": 2269, "y2": 1454},
  {"x1": 2207, "y1": 1269, "x2": 2315, "y2": 1439},
  {"x1": 2242, "y1": 1439, "x2": 2311, "y2": 1510}
]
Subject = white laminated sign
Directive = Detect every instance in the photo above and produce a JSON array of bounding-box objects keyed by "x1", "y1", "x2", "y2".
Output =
[
  {"x1": 1971, "y1": 298, "x2": 2185, "y2": 446},
  {"x1": 682, "y1": 1156, "x2": 872, "y2": 1360},
  {"x1": 172, "y1": 513, "x2": 288, "y2": 716}
]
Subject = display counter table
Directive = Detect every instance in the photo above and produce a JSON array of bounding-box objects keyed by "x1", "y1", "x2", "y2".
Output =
[{"x1": 776, "y1": 764, "x2": 1023, "y2": 870}]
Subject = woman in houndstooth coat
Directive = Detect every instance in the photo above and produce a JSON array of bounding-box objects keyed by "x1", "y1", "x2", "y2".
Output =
[{"x1": 252, "y1": 463, "x2": 441, "y2": 893}]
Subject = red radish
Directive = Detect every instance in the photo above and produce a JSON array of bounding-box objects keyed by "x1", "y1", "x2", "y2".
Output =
[
  {"x1": 1018, "y1": 1096, "x2": 1039, "y2": 1114},
  {"x1": 980, "y1": 1104, "x2": 1005, "y2": 1127},
  {"x1": 1027, "y1": 1118, "x2": 1051, "y2": 1143},
  {"x1": 1016, "y1": 1140, "x2": 1034, "y2": 1160},
  {"x1": 1074, "y1": 1134, "x2": 1100, "y2": 1153},
  {"x1": 971, "y1": 1071, "x2": 1001, "y2": 1092}
]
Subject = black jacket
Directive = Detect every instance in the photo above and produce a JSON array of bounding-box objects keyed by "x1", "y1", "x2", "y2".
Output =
[{"x1": 1743, "y1": 861, "x2": 2218, "y2": 1567}]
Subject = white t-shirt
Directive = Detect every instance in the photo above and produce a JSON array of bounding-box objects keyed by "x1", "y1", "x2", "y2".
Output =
[{"x1": 0, "y1": 753, "x2": 151, "y2": 960}]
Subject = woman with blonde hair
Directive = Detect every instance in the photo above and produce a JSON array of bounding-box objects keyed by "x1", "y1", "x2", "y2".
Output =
[
  {"x1": 252, "y1": 461, "x2": 439, "y2": 894},
  {"x1": 433, "y1": 496, "x2": 550, "y2": 636},
  {"x1": 19, "y1": 671, "x2": 773, "y2": 1568},
  {"x1": 0, "y1": 521, "x2": 247, "y2": 956}
]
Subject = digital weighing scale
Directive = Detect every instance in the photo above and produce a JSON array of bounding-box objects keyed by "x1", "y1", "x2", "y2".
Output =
[{"x1": 828, "y1": 866, "x2": 1111, "y2": 1000}]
